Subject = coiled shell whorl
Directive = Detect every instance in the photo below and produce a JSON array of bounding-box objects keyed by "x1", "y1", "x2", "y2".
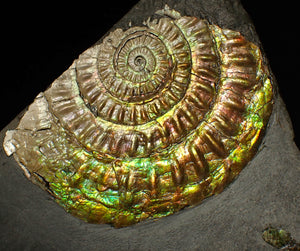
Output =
[{"x1": 3, "y1": 11, "x2": 273, "y2": 227}]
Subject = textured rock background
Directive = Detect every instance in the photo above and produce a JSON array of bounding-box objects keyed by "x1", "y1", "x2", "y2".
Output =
[{"x1": 0, "y1": 0, "x2": 299, "y2": 250}]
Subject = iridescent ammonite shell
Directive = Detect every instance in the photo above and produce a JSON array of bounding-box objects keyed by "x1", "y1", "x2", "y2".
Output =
[{"x1": 3, "y1": 10, "x2": 273, "y2": 227}]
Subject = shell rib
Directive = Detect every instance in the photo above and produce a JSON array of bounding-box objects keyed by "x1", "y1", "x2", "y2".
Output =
[{"x1": 3, "y1": 13, "x2": 273, "y2": 227}]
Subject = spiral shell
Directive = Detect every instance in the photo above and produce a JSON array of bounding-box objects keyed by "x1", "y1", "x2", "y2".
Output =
[{"x1": 3, "y1": 12, "x2": 273, "y2": 227}]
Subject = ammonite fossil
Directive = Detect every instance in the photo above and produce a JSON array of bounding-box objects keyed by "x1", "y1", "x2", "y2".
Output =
[{"x1": 3, "y1": 8, "x2": 273, "y2": 227}]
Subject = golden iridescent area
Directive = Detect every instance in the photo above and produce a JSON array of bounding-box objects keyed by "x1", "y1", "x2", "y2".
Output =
[{"x1": 3, "y1": 12, "x2": 273, "y2": 227}]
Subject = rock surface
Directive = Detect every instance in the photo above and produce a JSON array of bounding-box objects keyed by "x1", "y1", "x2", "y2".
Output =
[{"x1": 0, "y1": 0, "x2": 299, "y2": 250}]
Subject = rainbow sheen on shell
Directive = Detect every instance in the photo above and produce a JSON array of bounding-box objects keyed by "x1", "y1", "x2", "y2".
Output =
[{"x1": 3, "y1": 11, "x2": 273, "y2": 227}]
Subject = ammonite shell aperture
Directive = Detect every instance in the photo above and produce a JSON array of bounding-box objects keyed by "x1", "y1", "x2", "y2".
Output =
[{"x1": 3, "y1": 10, "x2": 273, "y2": 227}]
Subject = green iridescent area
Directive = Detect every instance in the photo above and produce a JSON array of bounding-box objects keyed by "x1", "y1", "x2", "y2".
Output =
[
  {"x1": 40, "y1": 77, "x2": 272, "y2": 227},
  {"x1": 262, "y1": 227, "x2": 299, "y2": 249}
]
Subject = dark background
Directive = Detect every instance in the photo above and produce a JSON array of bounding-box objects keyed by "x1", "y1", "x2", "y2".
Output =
[{"x1": 1, "y1": 1, "x2": 299, "y2": 148}]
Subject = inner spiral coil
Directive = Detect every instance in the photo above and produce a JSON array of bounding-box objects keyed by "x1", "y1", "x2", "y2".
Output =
[
  {"x1": 96, "y1": 26, "x2": 191, "y2": 112},
  {"x1": 114, "y1": 31, "x2": 164, "y2": 86}
]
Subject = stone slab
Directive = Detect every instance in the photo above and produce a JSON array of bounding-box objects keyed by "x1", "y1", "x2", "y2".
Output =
[{"x1": 0, "y1": 0, "x2": 299, "y2": 250}]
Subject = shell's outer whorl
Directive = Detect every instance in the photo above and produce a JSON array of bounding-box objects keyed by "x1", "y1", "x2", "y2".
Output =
[{"x1": 3, "y1": 13, "x2": 273, "y2": 227}]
